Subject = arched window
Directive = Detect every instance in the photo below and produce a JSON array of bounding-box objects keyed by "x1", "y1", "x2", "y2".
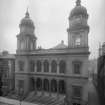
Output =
[
  {"x1": 44, "y1": 60, "x2": 49, "y2": 72},
  {"x1": 37, "y1": 60, "x2": 42, "y2": 72},
  {"x1": 51, "y1": 60, "x2": 57, "y2": 73},
  {"x1": 43, "y1": 79, "x2": 49, "y2": 91},
  {"x1": 30, "y1": 60, "x2": 35, "y2": 72},
  {"x1": 36, "y1": 78, "x2": 42, "y2": 91},
  {"x1": 59, "y1": 60, "x2": 66, "y2": 73},
  {"x1": 59, "y1": 80, "x2": 65, "y2": 94},
  {"x1": 72, "y1": 61, "x2": 82, "y2": 74},
  {"x1": 51, "y1": 79, "x2": 57, "y2": 92}
]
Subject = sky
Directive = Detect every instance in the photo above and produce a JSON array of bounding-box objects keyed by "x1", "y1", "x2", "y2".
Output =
[{"x1": 0, "y1": 0, "x2": 105, "y2": 59}]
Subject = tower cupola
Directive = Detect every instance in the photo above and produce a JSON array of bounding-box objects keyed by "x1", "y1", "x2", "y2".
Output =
[
  {"x1": 17, "y1": 9, "x2": 37, "y2": 52},
  {"x1": 19, "y1": 9, "x2": 35, "y2": 29},
  {"x1": 67, "y1": 0, "x2": 89, "y2": 48},
  {"x1": 70, "y1": 0, "x2": 88, "y2": 19}
]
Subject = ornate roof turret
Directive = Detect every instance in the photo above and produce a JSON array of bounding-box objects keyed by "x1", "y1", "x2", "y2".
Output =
[
  {"x1": 25, "y1": 8, "x2": 30, "y2": 18},
  {"x1": 76, "y1": 0, "x2": 81, "y2": 6},
  {"x1": 19, "y1": 9, "x2": 35, "y2": 29},
  {"x1": 69, "y1": 0, "x2": 88, "y2": 19}
]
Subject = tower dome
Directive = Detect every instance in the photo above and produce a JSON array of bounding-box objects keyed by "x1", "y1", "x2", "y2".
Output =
[
  {"x1": 70, "y1": 0, "x2": 88, "y2": 19},
  {"x1": 19, "y1": 9, "x2": 35, "y2": 29}
]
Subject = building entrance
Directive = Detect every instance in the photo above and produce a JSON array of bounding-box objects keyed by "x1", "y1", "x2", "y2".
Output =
[{"x1": 73, "y1": 103, "x2": 80, "y2": 105}]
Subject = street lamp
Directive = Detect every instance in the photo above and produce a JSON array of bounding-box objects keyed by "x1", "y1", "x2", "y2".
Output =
[{"x1": 18, "y1": 87, "x2": 24, "y2": 105}]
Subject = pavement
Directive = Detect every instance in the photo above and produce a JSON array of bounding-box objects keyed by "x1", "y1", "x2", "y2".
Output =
[
  {"x1": 88, "y1": 78, "x2": 100, "y2": 105},
  {"x1": 0, "y1": 97, "x2": 37, "y2": 105},
  {"x1": 0, "y1": 102, "x2": 13, "y2": 105},
  {"x1": 0, "y1": 80, "x2": 100, "y2": 105}
]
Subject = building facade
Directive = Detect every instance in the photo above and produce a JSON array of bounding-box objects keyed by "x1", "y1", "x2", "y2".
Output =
[
  {"x1": 15, "y1": 0, "x2": 90, "y2": 105},
  {"x1": 0, "y1": 51, "x2": 15, "y2": 95},
  {"x1": 97, "y1": 42, "x2": 105, "y2": 105}
]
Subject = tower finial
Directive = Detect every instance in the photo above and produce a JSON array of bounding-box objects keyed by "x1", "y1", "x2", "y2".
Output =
[
  {"x1": 25, "y1": 7, "x2": 29, "y2": 18},
  {"x1": 76, "y1": 0, "x2": 81, "y2": 6}
]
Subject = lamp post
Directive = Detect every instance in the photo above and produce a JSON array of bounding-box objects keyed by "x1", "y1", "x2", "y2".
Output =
[{"x1": 18, "y1": 87, "x2": 24, "y2": 105}]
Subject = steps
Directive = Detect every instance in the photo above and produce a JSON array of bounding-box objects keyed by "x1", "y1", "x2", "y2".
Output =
[{"x1": 24, "y1": 92, "x2": 65, "y2": 105}]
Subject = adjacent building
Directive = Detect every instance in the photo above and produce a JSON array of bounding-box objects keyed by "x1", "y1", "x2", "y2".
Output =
[
  {"x1": 15, "y1": 0, "x2": 90, "y2": 105},
  {"x1": 97, "y1": 42, "x2": 105, "y2": 105},
  {"x1": 0, "y1": 51, "x2": 15, "y2": 95}
]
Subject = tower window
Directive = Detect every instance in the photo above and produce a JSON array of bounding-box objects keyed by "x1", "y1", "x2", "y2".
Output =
[
  {"x1": 20, "y1": 41, "x2": 24, "y2": 49},
  {"x1": 30, "y1": 42, "x2": 33, "y2": 50},
  {"x1": 75, "y1": 37, "x2": 81, "y2": 46}
]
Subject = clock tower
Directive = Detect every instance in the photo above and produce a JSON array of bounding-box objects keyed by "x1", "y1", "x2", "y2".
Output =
[
  {"x1": 67, "y1": 0, "x2": 89, "y2": 48},
  {"x1": 17, "y1": 9, "x2": 37, "y2": 52}
]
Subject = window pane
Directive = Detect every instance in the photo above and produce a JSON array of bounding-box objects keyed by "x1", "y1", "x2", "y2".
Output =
[
  {"x1": 30, "y1": 60, "x2": 35, "y2": 72},
  {"x1": 18, "y1": 80, "x2": 24, "y2": 89},
  {"x1": 37, "y1": 61, "x2": 41, "y2": 72},
  {"x1": 18, "y1": 61, "x2": 24, "y2": 71},
  {"x1": 44, "y1": 60, "x2": 49, "y2": 72},
  {"x1": 73, "y1": 62, "x2": 81, "y2": 74},
  {"x1": 72, "y1": 86, "x2": 82, "y2": 98}
]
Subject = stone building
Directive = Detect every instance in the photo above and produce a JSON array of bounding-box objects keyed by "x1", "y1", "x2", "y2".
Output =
[
  {"x1": 0, "y1": 51, "x2": 15, "y2": 95},
  {"x1": 15, "y1": 0, "x2": 90, "y2": 105},
  {"x1": 97, "y1": 42, "x2": 105, "y2": 105}
]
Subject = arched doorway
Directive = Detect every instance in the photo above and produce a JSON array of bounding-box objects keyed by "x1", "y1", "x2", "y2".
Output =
[
  {"x1": 59, "y1": 80, "x2": 65, "y2": 94},
  {"x1": 72, "y1": 103, "x2": 80, "y2": 105},
  {"x1": 36, "y1": 78, "x2": 42, "y2": 91},
  {"x1": 51, "y1": 79, "x2": 57, "y2": 93},
  {"x1": 30, "y1": 78, "x2": 35, "y2": 91},
  {"x1": 43, "y1": 79, "x2": 49, "y2": 91}
]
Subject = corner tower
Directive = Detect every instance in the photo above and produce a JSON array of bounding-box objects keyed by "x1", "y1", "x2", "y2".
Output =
[
  {"x1": 17, "y1": 10, "x2": 37, "y2": 52},
  {"x1": 67, "y1": 0, "x2": 89, "y2": 48}
]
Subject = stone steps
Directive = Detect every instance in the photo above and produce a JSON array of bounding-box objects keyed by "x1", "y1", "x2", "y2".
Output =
[{"x1": 24, "y1": 92, "x2": 65, "y2": 105}]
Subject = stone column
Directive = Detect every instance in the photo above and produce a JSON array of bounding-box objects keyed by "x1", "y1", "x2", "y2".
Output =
[
  {"x1": 49, "y1": 61, "x2": 51, "y2": 73},
  {"x1": 34, "y1": 78, "x2": 37, "y2": 94},
  {"x1": 34, "y1": 61, "x2": 37, "y2": 72},
  {"x1": 57, "y1": 61, "x2": 59, "y2": 74},
  {"x1": 49, "y1": 80, "x2": 51, "y2": 96},
  {"x1": 57, "y1": 80, "x2": 59, "y2": 97},
  {"x1": 42, "y1": 79, "x2": 44, "y2": 95}
]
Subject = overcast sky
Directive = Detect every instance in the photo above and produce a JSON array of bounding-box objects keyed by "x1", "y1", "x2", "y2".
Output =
[{"x1": 0, "y1": 0, "x2": 105, "y2": 59}]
